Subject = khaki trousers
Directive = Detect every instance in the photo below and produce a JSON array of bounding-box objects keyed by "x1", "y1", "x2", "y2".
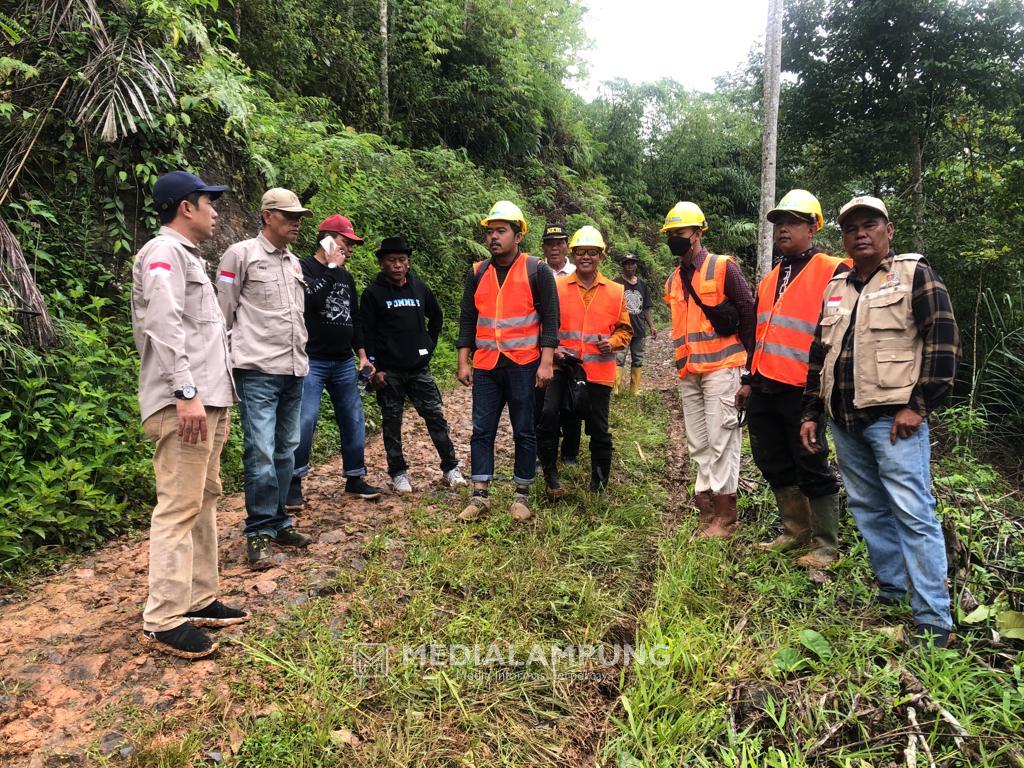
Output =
[
  {"x1": 677, "y1": 366, "x2": 742, "y2": 495},
  {"x1": 142, "y1": 405, "x2": 229, "y2": 632}
]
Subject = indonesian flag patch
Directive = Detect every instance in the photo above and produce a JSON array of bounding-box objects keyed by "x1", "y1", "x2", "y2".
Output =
[
  {"x1": 148, "y1": 261, "x2": 172, "y2": 275},
  {"x1": 826, "y1": 294, "x2": 843, "y2": 308},
  {"x1": 217, "y1": 270, "x2": 236, "y2": 284}
]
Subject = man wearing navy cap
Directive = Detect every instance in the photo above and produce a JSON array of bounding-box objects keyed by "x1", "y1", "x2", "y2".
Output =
[{"x1": 132, "y1": 170, "x2": 246, "y2": 659}]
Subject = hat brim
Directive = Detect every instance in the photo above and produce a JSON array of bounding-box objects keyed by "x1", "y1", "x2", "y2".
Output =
[
  {"x1": 268, "y1": 205, "x2": 312, "y2": 215},
  {"x1": 197, "y1": 184, "x2": 228, "y2": 199},
  {"x1": 342, "y1": 234, "x2": 364, "y2": 243},
  {"x1": 766, "y1": 208, "x2": 815, "y2": 224},
  {"x1": 837, "y1": 205, "x2": 888, "y2": 226},
  {"x1": 376, "y1": 248, "x2": 411, "y2": 258},
  {"x1": 541, "y1": 234, "x2": 568, "y2": 241}
]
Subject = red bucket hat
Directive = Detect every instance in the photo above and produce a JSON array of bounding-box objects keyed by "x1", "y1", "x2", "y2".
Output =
[{"x1": 318, "y1": 214, "x2": 364, "y2": 243}]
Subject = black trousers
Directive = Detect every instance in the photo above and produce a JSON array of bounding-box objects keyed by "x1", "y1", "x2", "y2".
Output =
[
  {"x1": 375, "y1": 367, "x2": 458, "y2": 476},
  {"x1": 747, "y1": 384, "x2": 840, "y2": 499},
  {"x1": 534, "y1": 386, "x2": 581, "y2": 460},
  {"x1": 537, "y1": 371, "x2": 612, "y2": 476}
]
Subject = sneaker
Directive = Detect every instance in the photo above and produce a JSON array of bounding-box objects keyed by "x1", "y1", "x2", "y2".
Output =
[
  {"x1": 345, "y1": 477, "x2": 384, "y2": 500},
  {"x1": 874, "y1": 590, "x2": 907, "y2": 607},
  {"x1": 458, "y1": 495, "x2": 490, "y2": 522},
  {"x1": 247, "y1": 534, "x2": 272, "y2": 570},
  {"x1": 285, "y1": 476, "x2": 305, "y2": 511},
  {"x1": 184, "y1": 600, "x2": 249, "y2": 628},
  {"x1": 275, "y1": 528, "x2": 312, "y2": 548},
  {"x1": 509, "y1": 492, "x2": 533, "y2": 522},
  {"x1": 140, "y1": 622, "x2": 218, "y2": 660},
  {"x1": 442, "y1": 467, "x2": 468, "y2": 488},
  {"x1": 913, "y1": 624, "x2": 952, "y2": 649},
  {"x1": 390, "y1": 472, "x2": 413, "y2": 494}
]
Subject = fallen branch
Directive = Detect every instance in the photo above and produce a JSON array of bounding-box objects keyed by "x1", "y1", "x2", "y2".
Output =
[
  {"x1": 906, "y1": 705, "x2": 936, "y2": 768},
  {"x1": 899, "y1": 666, "x2": 972, "y2": 756}
]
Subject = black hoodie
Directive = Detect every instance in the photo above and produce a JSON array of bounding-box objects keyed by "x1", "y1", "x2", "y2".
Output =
[{"x1": 359, "y1": 272, "x2": 442, "y2": 371}]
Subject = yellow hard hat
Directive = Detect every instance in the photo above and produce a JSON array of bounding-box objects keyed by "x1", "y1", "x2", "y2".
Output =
[
  {"x1": 660, "y1": 201, "x2": 708, "y2": 233},
  {"x1": 480, "y1": 200, "x2": 528, "y2": 235},
  {"x1": 767, "y1": 189, "x2": 824, "y2": 230},
  {"x1": 568, "y1": 225, "x2": 606, "y2": 252}
]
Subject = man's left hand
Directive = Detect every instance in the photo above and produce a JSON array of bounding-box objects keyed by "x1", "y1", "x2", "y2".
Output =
[{"x1": 890, "y1": 407, "x2": 924, "y2": 444}]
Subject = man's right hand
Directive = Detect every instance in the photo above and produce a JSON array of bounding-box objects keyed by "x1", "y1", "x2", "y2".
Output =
[
  {"x1": 458, "y1": 361, "x2": 473, "y2": 387},
  {"x1": 177, "y1": 396, "x2": 208, "y2": 444},
  {"x1": 799, "y1": 419, "x2": 823, "y2": 454}
]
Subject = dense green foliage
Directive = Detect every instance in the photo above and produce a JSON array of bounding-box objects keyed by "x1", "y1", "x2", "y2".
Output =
[{"x1": 1, "y1": 0, "x2": 1023, "y2": 573}]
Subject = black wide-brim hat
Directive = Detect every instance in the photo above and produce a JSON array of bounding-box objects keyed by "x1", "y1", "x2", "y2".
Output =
[{"x1": 376, "y1": 236, "x2": 412, "y2": 258}]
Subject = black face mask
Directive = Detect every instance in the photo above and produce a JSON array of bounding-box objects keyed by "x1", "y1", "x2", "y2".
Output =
[{"x1": 667, "y1": 235, "x2": 692, "y2": 258}]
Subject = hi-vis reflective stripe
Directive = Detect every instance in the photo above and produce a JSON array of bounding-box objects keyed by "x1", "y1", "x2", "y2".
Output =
[
  {"x1": 217, "y1": 270, "x2": 236, "y2": 284},
  {"x1": 754, "y1": 340, "x2": 810, "y2": 363},
  {"x1": 149, "y1": 261, "x2": 172, "y2": 274},
  {"x1": 478, "y1": 312, "x2": 539, "y2": 329},
  {"x1": 689, "y1": 343, "x2": 746, "y2": 364},
  {"x1": 476, "y1": 335, "x2": 540, "y2": 350},
  {"x1": 673, "y1": 330, "x2": 718, "y2": 348},
  {"x1": 756, "y1": 311, "x2": 816, "y2": 336},
  {"x1": 558, "y1": 331, "x2": 610, "y2": 343},
  {"x1": 581, "y1": 352, "x2": 617, "y2": 362}
]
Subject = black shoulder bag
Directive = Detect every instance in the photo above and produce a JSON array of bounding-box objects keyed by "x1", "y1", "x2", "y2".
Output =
[{"x1": 678, "y1": 265, "x2": 740, "y2": 337}]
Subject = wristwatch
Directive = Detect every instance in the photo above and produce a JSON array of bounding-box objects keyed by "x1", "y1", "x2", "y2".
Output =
[{"x1": 174, "y1": 384, "x2": 198, "y2": 400}]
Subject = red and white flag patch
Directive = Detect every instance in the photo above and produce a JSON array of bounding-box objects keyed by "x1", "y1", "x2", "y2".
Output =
[
  {"x1": 217, "y1": 270, "x2": 236, "y2": 284},
  {"x1": 826, "y1": 295, "x2": 843, "y2": 308},
  {"x1": 148, "y1": 261, "x2": 172, "y2": 275}
]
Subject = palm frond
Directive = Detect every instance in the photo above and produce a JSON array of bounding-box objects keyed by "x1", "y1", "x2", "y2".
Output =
[{"x1": 71, "y1": 29, "x2": 175, "y2": 142}]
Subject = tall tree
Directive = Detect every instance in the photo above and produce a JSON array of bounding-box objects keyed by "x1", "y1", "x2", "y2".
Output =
[
  {"x1": 379, "y1": 0, "x2": 389, "y2": 127},
  {"x1": 756, "y1": 0, "x2": 783, "y2": 280}
]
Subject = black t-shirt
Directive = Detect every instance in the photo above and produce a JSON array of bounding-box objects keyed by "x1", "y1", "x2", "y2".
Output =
[
  {"x1": 300, "y1": 258, "x2": 363, "y2": 361},
  {"x1": 614, "y1": 276, "x2": 652, "y2": 339}
]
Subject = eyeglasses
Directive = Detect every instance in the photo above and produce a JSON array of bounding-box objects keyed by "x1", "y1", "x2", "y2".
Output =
[{"x1": 574, "y1": 248, "x2": 602, "y2": 258}]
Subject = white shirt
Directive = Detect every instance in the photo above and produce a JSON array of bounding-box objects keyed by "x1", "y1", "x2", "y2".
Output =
[{"x1": 549, "y1": 259, "x2": 576, "y2": 277}]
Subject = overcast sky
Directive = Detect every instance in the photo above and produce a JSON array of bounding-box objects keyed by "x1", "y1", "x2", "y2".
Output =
[{"x1": 572, "y1": 0, "x2": 771, "y2": 100}]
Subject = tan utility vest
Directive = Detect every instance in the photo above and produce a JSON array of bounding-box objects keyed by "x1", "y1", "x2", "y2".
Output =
[{"x1": 818, "y1": 253, "x2": 923, "y2": 414}]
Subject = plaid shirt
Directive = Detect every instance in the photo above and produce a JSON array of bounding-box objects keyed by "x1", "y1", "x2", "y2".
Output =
[{"x1": 801, "y1": 252, "x2": 960, "y2": 432}]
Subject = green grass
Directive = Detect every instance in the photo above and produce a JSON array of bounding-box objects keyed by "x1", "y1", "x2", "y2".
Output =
[
  {"x1": 605, "y1": 423, "x2": 1024, "y2": 768},
  {"x1": 86, "y1": 397, "x2": 1024, "y2": 767},
  {"x1": 92, "y1": 389, "x2": 671, "y2": 766}
]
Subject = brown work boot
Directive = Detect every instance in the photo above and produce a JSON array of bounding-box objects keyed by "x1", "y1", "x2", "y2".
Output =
[
  {"x1": 458, "y1": 494, "x2": 490, "y2": 522},
  {"x1": 796, "y1": 493, "x2": 841, "y2": 568},
  {"x1": 509, "y1": 491, "x2": 533, "y2": 521},
  {"x1": 543, "y1": 465, "x2": 565, "y2": 499},
  {"x1": 693, "y1": 490, "x2": 715, "y2": 533},
  {"x1": 758, "y1": 486, "x2": 812, "y2": 550},
  {"x1": 700, "y1": 493, "x2": 738, "y2": 538}
]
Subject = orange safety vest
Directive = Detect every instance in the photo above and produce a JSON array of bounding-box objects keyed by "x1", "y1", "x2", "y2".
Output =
[
  {"x1": 473, "y1": 253, "x2": 542, "y2": 370},
  {"x1": 663, "y1": 253, "x2": 747, "y2": 379},
  {"x1": 750, "y1": 253, "x2": 844, "y2": 387},
  {"x1": 556, "y1": 274, "x2": 625, "y2": 386}
]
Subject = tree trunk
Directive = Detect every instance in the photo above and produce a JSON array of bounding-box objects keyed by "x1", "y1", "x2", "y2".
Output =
[
  {"x1": 910, "y1": 131, "x2": 925, "y2": 253},
  {"x1": 234, "y1": 0, "x2": 242, "y2": 46},
  {"x1": 379, "y1": 0, "x2": 389, "y2": 128},
  {"x1": 756, "y1": 0, "x2": 783, "y2": 282},
  {"x1": 0, "y1": 215, "x2": 58, "y2": 349}
]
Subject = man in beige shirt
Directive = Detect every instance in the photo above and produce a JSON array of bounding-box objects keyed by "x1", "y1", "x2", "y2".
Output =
[
  {"x1": 216, "y1": 188, "x2": 314, "y2": 569},
  {"x1": 132, "y1": 170, "x2": 247, "y2": 660}
]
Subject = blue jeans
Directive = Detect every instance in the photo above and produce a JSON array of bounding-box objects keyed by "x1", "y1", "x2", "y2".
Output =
[
  {"x1": 294, "y1": 358, "x2": 367, "y2": 481},
  {"x1": 830, "y1": 417, "x2": 951, "y2": 630},
  {"x1": 471, "y1": 360, "x2": 539, "y2": 485},
  {"x1": 235, "y1": 369, "x2": 303, "y2": 538}
]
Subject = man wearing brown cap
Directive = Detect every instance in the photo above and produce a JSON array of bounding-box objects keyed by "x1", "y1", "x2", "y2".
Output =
[
  {"x1": 287, "y1": 214, "x2": 385, "y2": 510},
  {"x1": 800, "y1": 195, "x2": 959, "y2": 648},
  {"x1": 217, "y1": 188, "x2": 315, "y2": 569}
]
